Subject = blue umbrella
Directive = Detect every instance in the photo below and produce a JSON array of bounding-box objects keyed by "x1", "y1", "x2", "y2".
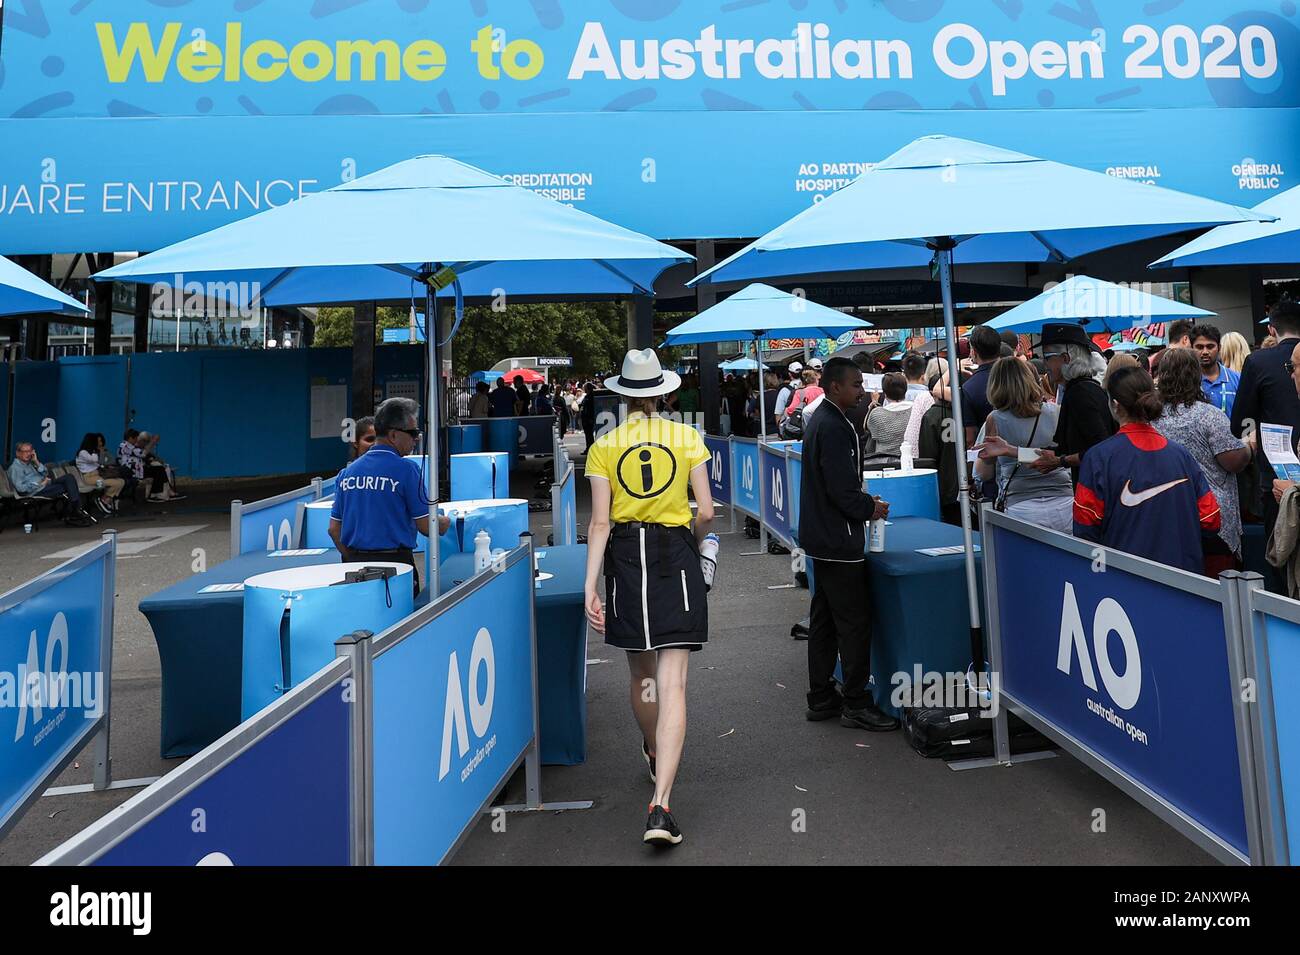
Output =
[
  {"x1": 986, "y1": 275, "x2": 1213, "y2": 333},
  {"x1": 689, "y1": 134, "x2": 1267, "y2": 677},
  {"x1": 719, "y1": 357, "x2": 769, "y2": 372},
  {"x1": 98, "y1": 155, "x2": 689, "y2": 595},
  {"x1": 1153, "y1": 185, "x2": 1300, "y2": 267},
  {"x1": 0, "y1": 255, "x2": 89, "y2": 317}
]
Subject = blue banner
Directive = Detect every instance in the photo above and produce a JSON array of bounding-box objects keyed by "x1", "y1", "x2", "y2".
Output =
[
  {"x1": 0, "y1": 545, "x2": 109, "y2": 836},
  {"x1": 371, "y1": 553, "x2": 534, "y2": 864},
  {"x1": 731, "y1": 439, "x2": 759, "y2": 517},
  {"x1": 991, "y1": 525, "x2": 1249, "y2": 857},
  {"x1": 92, "y1": 677, "x2": 351, "y2": 865},
  {"x1": 760, "y1": 443, "x2": 793, "y2": 546},
  {"x1": 238, "y1": 487, "x2": 314, "y2": 554},
  {"x1": 1, "y1": 2, "x2": 1298, "y2": 251},
  {"x1": 703, "y1": 435, "x2": 731, "y2": 506}
]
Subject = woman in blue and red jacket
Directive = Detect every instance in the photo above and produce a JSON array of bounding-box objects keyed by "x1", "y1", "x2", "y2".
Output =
[{"x1": 1073, "y1": 366, "x2": 1221, "y2": 576}]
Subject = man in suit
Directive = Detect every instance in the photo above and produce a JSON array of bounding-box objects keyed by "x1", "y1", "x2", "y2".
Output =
[{"x1": 1231, "y1": 300, "x2": 1300, "y2": 592}]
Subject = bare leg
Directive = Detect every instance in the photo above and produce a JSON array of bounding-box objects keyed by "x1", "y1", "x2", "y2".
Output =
[
  {"x1": 626, "y1": 650, "x2": 658, "y2": 755},
  {"x1": 651, "y1": 649, "x2": 690, "y2": 808}
]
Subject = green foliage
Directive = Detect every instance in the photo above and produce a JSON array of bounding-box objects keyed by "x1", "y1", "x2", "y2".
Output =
[{"x1": 312, "y1": 302, "x2": 694, "y2": 376}]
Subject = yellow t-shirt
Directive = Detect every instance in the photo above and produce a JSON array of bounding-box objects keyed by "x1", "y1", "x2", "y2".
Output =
[{"x1": 586, "y1": 413, "x2": 710, "y2": 527}]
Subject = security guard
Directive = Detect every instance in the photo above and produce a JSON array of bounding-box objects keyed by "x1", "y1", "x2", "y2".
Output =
[
  {"x1": 584, "y1": 349, "x2": 715, "y2": 849},
  {"x1": 328, "y1": 397, "x2": 449, "y2": 595}
]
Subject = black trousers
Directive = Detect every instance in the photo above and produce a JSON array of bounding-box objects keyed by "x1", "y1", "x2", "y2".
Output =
[
  {"x1": 34, "y1": 474, "x2": 81, "y2": 508},
  {"x1": 807, "y1": 558, "x2": 873, "y2": 709}
]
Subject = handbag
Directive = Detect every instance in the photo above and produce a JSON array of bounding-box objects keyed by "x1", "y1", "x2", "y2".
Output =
[{"x1": 993, "y1": 413, "x2": 1040, "y2": 513}]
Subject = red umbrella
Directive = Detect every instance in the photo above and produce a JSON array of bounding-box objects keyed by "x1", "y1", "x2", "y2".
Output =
[{"x1": 503, "y1": 368, "x2": 545, "y2": 384}]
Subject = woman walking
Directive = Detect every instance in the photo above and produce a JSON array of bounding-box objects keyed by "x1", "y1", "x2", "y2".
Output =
[{"x1": 584, "y1": 349, "x2": 715, "y2": 848}]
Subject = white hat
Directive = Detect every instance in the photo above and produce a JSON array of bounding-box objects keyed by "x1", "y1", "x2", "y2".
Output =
[
  {"x1": 809, "y1": 357, "x2": 824, "y2": 369},
  {"x1": 604, "y1": 348, "x2": 681, "y2": 398},
  {"x1": 789, "y1": 361, "x2": 804, "y2": 374}
]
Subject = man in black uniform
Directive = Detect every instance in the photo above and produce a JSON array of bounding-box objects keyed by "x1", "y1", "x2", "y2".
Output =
[{"x1": 798, "y1": 357, "x2": 897, "y2": 731}]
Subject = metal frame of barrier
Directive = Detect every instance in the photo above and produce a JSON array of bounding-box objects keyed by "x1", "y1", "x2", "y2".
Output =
[
  {"x1": 345, "y1": 539, "x2": 590, "y2": 865},
  {"x1": 1238, "y1": 582, "x2": 1297, "y2": 866},
  {"x1": 1, "y1": 535, "x2": 118, "y2": 840},
  {"x1": 980, "y1": 508, "x2": 1265, "y2": 866},
  {"x1": 33, "y1": 656, "x2": 353, "y2": 865},
  {"x1": 229, "y1": 477, "x2": 324, "y2": 554}
]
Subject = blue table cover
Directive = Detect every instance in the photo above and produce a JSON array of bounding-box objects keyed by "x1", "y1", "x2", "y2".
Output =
[
  {"x1": 439, "y1": 544, "x2": 588, "y2": 765},
  {"x1": 824, "y1": 517, "x2": 983, "y2": 718},
  {"x1": 139, "y1": 549, "x2": 342, "y2": 758}
]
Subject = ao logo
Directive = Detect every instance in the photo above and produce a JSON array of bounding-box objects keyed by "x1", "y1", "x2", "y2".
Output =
[
  {"x1": 439, "y1": 627, "x2": 496, "y2": 781},
  {"x1": 518, "y1": 425, "x2": 528, "y2": 447},
  {"x1": 265, "y1": 518, "x2": 293, "y2": 551},
  {"x1": 1056, "y1": 583, "x2": 1142, "y2": 710},
  {"x1": 771, "y1": 467, "x2": 784, "y2": 512},
  {"x1": 15, "y1": 612, "x2": 70, "y2": 742},
  {"x1": 740, "y1": 454, "x2": 755, "y2": 493},
  {"x1": 710, "y1": 450, "x2": 724, "y2": 483}
]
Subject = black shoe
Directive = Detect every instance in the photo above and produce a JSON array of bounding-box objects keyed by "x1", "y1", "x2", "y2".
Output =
[
  {"x1": 64, "y1": 512, "x2": 93, "y2": 528},
  {"x1": 841, "y1": 702, "x2": 901, "y2": 732},
  {"x1": 806, "y1": 693, "x2": 843, "y2": 721},
  {"x1": 643, "y1": 805, "x2": 682, "y2": 847},
  {"x1": 95, "y1": 497, "x2": 112, "y2": 515},
  {"x1": 791, "y1": 617, "x2": 810, "y2": 641},
  {"x1": 642, "y1": 741, "x2": 656, "y2": 783}
]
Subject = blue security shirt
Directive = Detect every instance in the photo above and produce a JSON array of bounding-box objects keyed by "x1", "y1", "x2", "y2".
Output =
[
  {"x1": 330, "y1": 445, "x2": 426, "y2": 550},
  {"x1": 1201, "y1": 363, "x2": 1240, "y2": 418}
]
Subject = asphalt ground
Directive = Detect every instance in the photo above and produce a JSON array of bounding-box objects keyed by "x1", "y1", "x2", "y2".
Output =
[{"x1": 0, "y1": 439, "x2": 1212, "y2": 866}]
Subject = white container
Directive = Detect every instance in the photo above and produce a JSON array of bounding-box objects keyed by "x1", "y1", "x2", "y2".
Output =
[
  {"x1": 869, "y1": 520, "x2": 886, "y2": 553},
  {"x1": 474, "y1": 530, "x2": 492, "y2": 573},
  {"x1": 24, "y1": 523, "x2": 33, "y2": 534},
  {"x1": 899, "y1": 442, "x2": 914, "y2": 473},
  {"x1": 699, "y1": 533, "x2": 720, "y2": 591}
]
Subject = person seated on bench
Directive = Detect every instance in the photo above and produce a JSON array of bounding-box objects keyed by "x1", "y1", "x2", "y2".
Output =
[
  {"x1": 7, "y1": 441, "x2": 95, "y2": 526},
  {"x1": 76, "y1": 432, "x2": 126, "y2": 515}
]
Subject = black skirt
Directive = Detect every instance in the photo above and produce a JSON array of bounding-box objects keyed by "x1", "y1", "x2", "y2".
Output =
[{"x1": 604, "y1": 523, "x2": 708, "y2": 652}]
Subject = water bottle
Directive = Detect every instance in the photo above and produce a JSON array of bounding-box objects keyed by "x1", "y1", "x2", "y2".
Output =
[
  {"x1": 474, "y1": 530, "x2": 492, "y2": 573},
  {"x1": 869, "y1": 520, "x2": 886, "y2": 553},
  {"x1": 899, "y1": 442, "x2": 913, "y2": 473},
  {"x1": 699, "y1": 533, "x2": 720, "y2": 592}
]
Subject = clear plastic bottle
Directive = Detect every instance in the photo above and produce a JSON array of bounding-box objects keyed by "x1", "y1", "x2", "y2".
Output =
[{"x1": 699, "y1": 533, "x2": 720, "y2": 591}]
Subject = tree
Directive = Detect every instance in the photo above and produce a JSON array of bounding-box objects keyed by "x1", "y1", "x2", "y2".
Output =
[{"x1": 311, "y1": 306, "x2": 421, "y2": 348}]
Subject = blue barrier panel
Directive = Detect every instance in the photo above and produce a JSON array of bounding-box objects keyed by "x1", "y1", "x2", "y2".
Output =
[
  {"x1": 371, "y1": 548, "x2": 535, "y2": 864},
  {"x1": 0, "y1": 538, "x2": 114, "y2": 840},
  {"x1": 233, "y1": 484, "x2": 317, "y2": 555},
  {"x1": 552, "y1": 461, "x2": 578, "y2": 547},
  {"x1": 36, "y1": 659, "x2": 352, "y2": 866},
  {"x1": 703, "y1": 435, "x2": 731, "y2": 506},
  {"x1": 788, "y1": 449, "x2": 802, "y2": 544},
  {"x1": 10, "y1": 361, "x2": 58, "y2": 465},
  {"x1": 760, "y1": 443, "x2": 793, "y2": 547},
  {"x1": 1242, "y1": 589, "x2": 1300, "y2": 865},
  {"x1": 517, "y1": 415, "x2": 556, "y2": 456},
  {"x1": 730, "y1": 438, "x2": 759, "y2": 519},
  {"x1": 985, "y1": 511, "x2": 1256, "y2": 864}
]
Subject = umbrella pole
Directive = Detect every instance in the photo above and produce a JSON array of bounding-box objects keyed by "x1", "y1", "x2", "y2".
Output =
[
  {"x1": 426, "y1": 280, "x2": 441, "y2": 597},
  {"x1": 756, "y1": 336, "x2": 769, "y2": 555},
  {"x1": 934, "y1": 242, "x2": 984, "y2": 677}
]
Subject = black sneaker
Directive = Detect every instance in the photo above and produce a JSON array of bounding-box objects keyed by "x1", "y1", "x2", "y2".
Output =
[
  {"x1": 642, "y1": 741, "x2": 656, "y2": 783},
  {"x1": 841, "y1": 702, "x2": 900, "y2": 732},
  {"x1": 95, "y1": 497, "x2": 112, "y2": 515},
  {"x1": 805, "y1": 693, "x2": 844, "y2": 721},
  {"x1": 643, "y1": 805, "x2": 682, "y2": 847}
]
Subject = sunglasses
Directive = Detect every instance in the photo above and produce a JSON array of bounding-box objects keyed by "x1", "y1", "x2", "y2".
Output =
[
  {"x1": 396, "y1": 428, "x2": 422, "y2": 440},
  {"x1": 1286, "y1": 361, "x2": 1296, "y2": 374}
]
